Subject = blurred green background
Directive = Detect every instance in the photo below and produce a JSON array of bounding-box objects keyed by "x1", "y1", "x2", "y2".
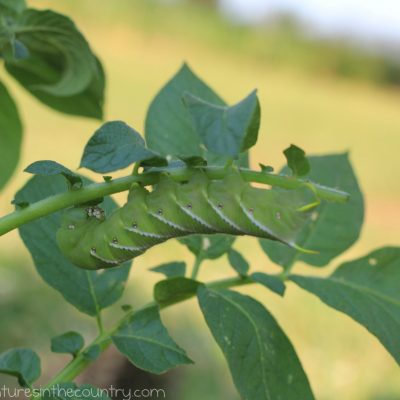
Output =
[{"x1": 0, "y1": 1, "x2": 399, "y2": 399}]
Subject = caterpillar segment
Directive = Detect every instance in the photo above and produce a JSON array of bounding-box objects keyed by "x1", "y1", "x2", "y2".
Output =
[{"x1": 56, "y1": 169, "x2": 315, "y2": 270}]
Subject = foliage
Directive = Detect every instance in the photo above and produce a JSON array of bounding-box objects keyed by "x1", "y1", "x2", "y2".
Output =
[
  {"x1": 0, "y1": 1, "x2": 104, "y2": 191},
  {"x1": 0, "y1": 4, "x2": 398, "y2": 399}
]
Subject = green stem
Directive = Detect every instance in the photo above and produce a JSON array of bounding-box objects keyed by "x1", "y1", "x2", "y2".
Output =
[
  {"x1": 43, "y1": 275, "x2": 254, "y2": 388},
  {"x1": 95, "y1": 312, "x2": 104, "y2": 335},
  {"x1": 190, "y1": 255, "x2": 204, "y2": 279},
  {"x1": 0, "y1": 166, "x2": 349, "y2": 237}
]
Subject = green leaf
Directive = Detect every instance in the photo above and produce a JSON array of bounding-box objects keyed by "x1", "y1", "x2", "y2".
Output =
[
  {"x1": 260, "y1": 153, "x2": 364, "y2": 267},
  {"x1": 2, "y1": 9, "x2": 104, "y2": 119},
  {"x1": 179, "y1": 234, "x2": 235, "y2": 260},
  {"x1": 50, "y1": 331, "x2": 84, "y2": 357},
  {"x1": 0, "y1": 0, "x2": 26, "y2": 14},
  {"x1": 6, "y1": 55, "x2": 104, "y2": 119},
  {"x1": 11, "y1": 38, "x2": 29, "y2": 60},
  {"x1": 82, "y1": 345, "x2": 101, "y2": 361},
  {"x1": 80, "y1": 121, "x2": 165, "y2": 173},
  {"x1": 14, "y1": 175, "x2": 131, "y2": 316},
  {"x1": 183, "y1": 90, "x2": 260, "y2": 158},
  {"x1": 150, "y1": 261, "x2": 186, "y2": 278},
  {"x1": 197, "y1": 287, "x2": 314, "y2": 400},
  {"x1": 250, "y1": 272, "x2": 286, "y2": 296},
  {"x1": 180, "y1": 155, "x2": 207, "y2": 167},
  {"x1": 154, "y1": 277, "x2": 200, "y2": 306},
  {"x1": 112, "y1": 305, "x2": 193, "y2": 374},
  {"x1": 0, "y1": 348, "x2": 41, "y2": 387},
  {"x1": 7, "y1": 55, "x2": 104, "y2": 119},
  {"x1": 283, "y1": 144, "x2": 310, "y2": 177},
  {"x1": 145, "y1": 63, "x2": 225, "y2": 159},
  {"x1": 4, "y1": 9, "x2": 96, "y2": 97},
  {"x1": 0, "y1": 81, "x2": 22, "y2": 191},
  {"x1": 259, "y1": 163, "x2": 274, "y2": 173},
  {"x1": 228, "y1": 249, "x2": 249, "y2": 276},
  {"x1": 25, "y1": 160, "x2": 82, "y2": 189},
  {"x1": 291, "y1": 247, "x2": 400, "y2": 364}
]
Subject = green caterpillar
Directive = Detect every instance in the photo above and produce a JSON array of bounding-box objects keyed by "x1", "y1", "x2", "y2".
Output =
[{"x1": 56, "y1": 169, "x2": 315, "y2": 270}]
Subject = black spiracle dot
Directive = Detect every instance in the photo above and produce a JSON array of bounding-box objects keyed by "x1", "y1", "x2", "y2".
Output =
[
  {"x1": 187, "y1": 203, "x2": 192, "y2": 209},
  {"x1": 157, "y1": 209, "x2": 163, "y2": 215},
  {"x1": 91, "y1": 247, "x2": 96, "y2": 253},
  {"x1": 112, "y1": 237, "x2": 118, "y2": 244},
  {"x1": 248, "y1": 208, "x2": 254, "y2": 214},
  {"x1": 217, "y1": 203, "x2": 223, "y2": 209}
]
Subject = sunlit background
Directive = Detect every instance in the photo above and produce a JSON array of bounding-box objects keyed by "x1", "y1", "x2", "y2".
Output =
[{"x1": 0, "y1": 1, "x2": 399, "y2": 399}]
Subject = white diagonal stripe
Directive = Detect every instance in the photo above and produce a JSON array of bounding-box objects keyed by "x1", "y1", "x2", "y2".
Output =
[
  {"x1": 149, "y1": 212, "x2": 193, "y2": 233},
  {"x1": 207, "y1": 199, "x2": 243, "y2": 232},
  {"x1": 179, "y1": 204, "x2": 218, "y2": 231}
]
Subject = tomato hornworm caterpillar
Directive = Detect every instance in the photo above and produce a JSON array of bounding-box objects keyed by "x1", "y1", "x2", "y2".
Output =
[{"x1": 56, "y1": 169, "x2": 315, "y2": 269}]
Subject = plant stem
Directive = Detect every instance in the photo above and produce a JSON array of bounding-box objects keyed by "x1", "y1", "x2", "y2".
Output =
[
  {"x1": 0, "y1": 166, "x2": 349, "y2": 237},
  {"x1": 190, "y1": 256, "x2": 204, "y2": 279},
  {"x1": 43, "y1": 275, "x2": 254, "y2": 388}
]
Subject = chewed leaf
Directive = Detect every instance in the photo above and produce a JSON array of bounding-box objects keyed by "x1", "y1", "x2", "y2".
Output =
[
  {"x1": 25, "y1": 160, "x2": 82, "y2": 189},
  {"x1": 283, "y1": 144, "x2": 310, "y2": 177},
  {"x1": 80, "y1": 121, "x2": 166, "y2": 173}
]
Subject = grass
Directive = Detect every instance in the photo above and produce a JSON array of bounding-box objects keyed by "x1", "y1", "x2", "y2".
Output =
[{"x1": 0, "y1": 1, "x2": 399, "y2": 399}]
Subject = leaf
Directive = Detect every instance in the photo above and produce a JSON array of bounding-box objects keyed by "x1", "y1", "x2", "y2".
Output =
[
  {"x1": 25, "y1": 160, "x2": 82, "y2": 189},
  {"x1": 0, "y1": 348, "x2": 41, "y2": 387},
  {"x1": 179, "y1": 234, "x2": 235, "y2": 260},
  {"x1": 259, "y1": 164, "x2": 274, "y2": 173},
  {"x1": 51, "y1": 331, "x2": 84, "y2": 357},
  {"x1": 11, "y1": 38, "x2": 29, "y2": 60},
  {"x1": 183, "y1": 90, "x2": 260, "y2": 158},
  {"x1": 180, "y1": 155, "x2": 207, "y2": 167},
  {"x1": 5, "y1": 9, "x2": 96, "y2": 97},
  {"x1": 150, "y1": 261, "x2": 186, "y2": 278},
  {"x1": 291, "y1": 247, "x2": 400, "y2": 364},
  {"x1": 80, "y1": 121, "x2": 165, "y2": 173},
  {"x1": 228, "y1": 249, "x2": 249, "y2": 276},
  {"x1": 283, "y1": 144, "x2": 310, "y2": 177},
  {"x1": 154, "y1": 277, "x2": 200, "y2": 306},
  {"x1": 6, "y1": 56, "x2": 105, "y2": 119},
  {"x1": 0, "y1": 81, "x2": 23, "y2": 191},
  {"x1": 250, "y1": 272, "x2": 286, "y2": 296},
  {"x1": 14, "y1": 175, "x2": 131, "y2": 316},
  {"x1": 112, "y1": 305, "x2": 193, "y2": 374},
  {"x1": 197, "y1": 287, "x2": 314, "y2": 400},
  {"x1": 260, "y1": 153, "x2": 364, "y2": 268},
  {"x1": 0, "y1": 0, "x2": 25, "y2": 14},
  {"x1": 82, "y1": 345, "x2": 101, "y2": 361},
  {"x1": 145, "y1": 63, "x2": 225, "y2": 159}
]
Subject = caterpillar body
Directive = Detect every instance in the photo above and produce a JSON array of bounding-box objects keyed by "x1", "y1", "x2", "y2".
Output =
[{"x1": 57, "y1": 170, "x2": 313, "y2": 270}]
